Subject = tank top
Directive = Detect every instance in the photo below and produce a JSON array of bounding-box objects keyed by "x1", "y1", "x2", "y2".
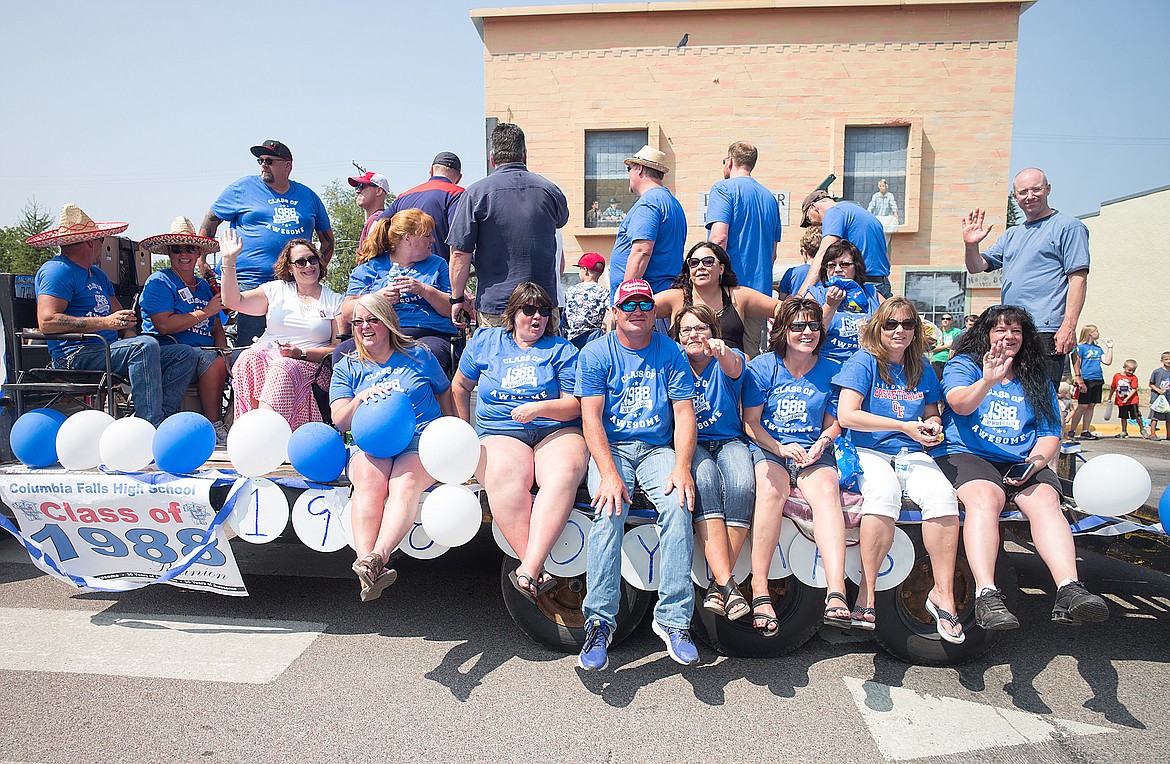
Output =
[{"x1": 683, "y1": 288, "x2": 746, "y2": 351}]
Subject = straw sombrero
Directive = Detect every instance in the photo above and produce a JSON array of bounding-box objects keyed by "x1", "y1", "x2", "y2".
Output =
[
  {"x1": 140, "y1": 217, "x2": 220, "y2": 256},
  {"x1": 25, "y1": 203, "x2": 128, "y2": 248},
  {"x1": 624, "y1": 145, "x2": 670, "y2": 174}
]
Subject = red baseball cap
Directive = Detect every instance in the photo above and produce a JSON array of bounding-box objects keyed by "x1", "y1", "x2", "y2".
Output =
[
  {"x1": 347, "y1": 171, "x2": 390, "y2": 194},
  {"x1": 614, "y1": 279, "x2": 654, "y2": 304},
  {"x1": 576, "y1": 252, "x2": 605, "y2": 273}
]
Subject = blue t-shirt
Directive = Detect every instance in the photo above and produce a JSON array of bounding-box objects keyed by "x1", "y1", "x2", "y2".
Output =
[
  {"x1": 609, "y1": 186, "x2": 688, "y2": 300},
  {"x1": 832, "y1": 349, "x2": 942, "y2": 454},
  {"x1": 140, "y1": 269, "x2": 216, "y2": 347},
  {"x1": 574, "y1": 332, "x2": 695, "y2": 447},
  {"x1": 704, "y1": 177, "x2": 782, "y2": 295},
  {"x1": 1075, "y1": 342, "x2": 1105, "y2": 382},
  {"x1": 777, "y1": 263, "x2": 810, "y2": 297},
  {"x1": 346, "y1": 254, "x2": 457, "y2": 335},
  {"x1": 458, "y1": 327, "x2": 579, "y2": 431},
  {"x1": 935, "y1": 354, "x2": 1061, "y2": 462},
  {"x1": 742, "y1": 353, "x2": 838, "y2": 449},
  {"x1": 806, "y1": 280, "x2": 881, "y2": 367},
  {"x1": 692, "y1": 350, "x2": 747, "y2": 442},
  {"x1": 33, "y1": 255, "x2": 118, "y2": 362},
  {"x1": 821, "y1": 201, "x2": 889, "y2": 277},
  {"x1": 982, "y1": 211, "x2": 1090, "y2": 332},
  {"x1": 329, "y1": 344, "x2": 450, "y2": 436},
  {"x1": 210, "y1": 176, "x2": 331, "y2": 289}
]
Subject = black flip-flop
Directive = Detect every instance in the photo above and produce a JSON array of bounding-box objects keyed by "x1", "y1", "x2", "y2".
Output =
[
  {"x1": 533, "y1": 571, "x2": 559, "y2": 596},
  {"x1": 508, "y1": 569, "x2": 538, "y2": 604}
]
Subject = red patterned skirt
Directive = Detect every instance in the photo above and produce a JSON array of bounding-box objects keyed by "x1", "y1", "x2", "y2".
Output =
[{"x1": 232, "y1": 348, "x2": 331, "y2": 430}]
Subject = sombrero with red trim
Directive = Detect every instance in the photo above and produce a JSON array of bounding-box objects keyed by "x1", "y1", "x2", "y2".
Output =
[
  {"x1": 140, "y1": 216, "x2": 220, "y2": 256},
  {"x1": 25, "y1": 203, "x2": 128, "y2": 248}
]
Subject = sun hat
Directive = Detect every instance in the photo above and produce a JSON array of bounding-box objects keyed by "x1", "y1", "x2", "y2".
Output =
[
  {"x1": 624, "y1": 145, "x2": 670, "y2": 174},
  {"x1": 348, "y1": 171, "x2": 390, "y2": 194},
  {"x1": 140, "y1": 217, "x2": 220, "y2": 256},
  {"x1": 25, "y1": 203, "x2": 128, "y2": 248},
  {"x1": 576, "y1": 253, "x2": 605, "y2": 273}
]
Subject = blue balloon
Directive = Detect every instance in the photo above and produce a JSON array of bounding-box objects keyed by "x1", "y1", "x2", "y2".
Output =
[
  {"x1": 288, "y1": 422, "x2": 347, "y2": 482},
  {"x1": 153, "y1": 412, "x2": 216, "y2": 474},
  {"x1": 11, "y1": 408, "x2": 67, "y2": 468},
  {"x1": 1159, "y1": 485, "x2": 1170, "y2": 534},
  {"x1": 351, "y1": 390, "x2": 415, "y2": 459}
]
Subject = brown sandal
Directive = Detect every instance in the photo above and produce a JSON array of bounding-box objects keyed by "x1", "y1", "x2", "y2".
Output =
[{"x1": 352, "y1": 551, "x2": 385, "y2": 587}]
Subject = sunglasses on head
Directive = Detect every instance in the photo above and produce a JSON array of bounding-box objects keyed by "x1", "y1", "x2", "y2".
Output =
[
  {"x1": 687, "y1": 255, "x2": 716, "y2": 269},
  {"x1": 292, "y1": 255, "x2": 320, "y2": 267},
  {"x1": 168, "y1": 245, "x2": 200, "y2": 255},
  {"x1": 351, "y1": 317, "x2": 381, "y2": 327},
  {"x1": 788, "y1": 320, "x2": 822, "y2": 332},
  {"x1": 256, "y1": 157, "x2": 285, "y2": 166},
  {"x1": 882, "y1": 319, "x2": 917, "y2": 331},
  {"x1": 617, "y1": 299, "x2": 654, "y2": 313},
  {"x1": 519, "y1": 304, "x2": 552, "y2": 317}
]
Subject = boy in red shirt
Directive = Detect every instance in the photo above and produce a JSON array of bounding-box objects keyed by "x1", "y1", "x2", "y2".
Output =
[{"x1": 1110, "y1": 359, "x2": 1145, "y2": 438}]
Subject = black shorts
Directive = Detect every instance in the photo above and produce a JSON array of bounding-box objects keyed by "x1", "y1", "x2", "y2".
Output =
[
  {"x1": 1119, "y1": 403, "x2": 1141, "y2": 420},
  {"x1": 1077, "y1": 380, "x2": 1103, "y2": 405},
  {"x1": 934, "y1": 452, "x2": 1062, "y2": 501}
]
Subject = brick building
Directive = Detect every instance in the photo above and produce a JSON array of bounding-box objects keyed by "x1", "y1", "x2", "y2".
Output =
[{"x1": 471, "y1": 0, "x2": 1031, "y2": 323}]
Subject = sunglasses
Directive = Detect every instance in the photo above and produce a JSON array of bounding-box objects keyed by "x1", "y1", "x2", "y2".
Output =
[
  {"x1": 882, "y1": 319, "x2": 918, "y2": 331},
  {"x1": 617, "y1": 300, "x2": 654, "y2": 313},
  {"x1": 788, "y1": 321, "x2": 822, "y2": 332},
  {"x1": 519, "y1": 304, "x2": 552, "y2": 317},
  {"x1": 168, "y1": 245, "x2": 200, "y2": 255},
  {"x1": 678, "y1": 324, "x2": 711, "y2": 336},
  {"x1": 687, "y1": 256, "x2": 717, "y2": 269},
  {"x1": 256, "y1": 157, "x2": 286, "y2": 166},
  {"x1": 292, "y1": 256, "x2": 320, "y2": 268},
  {"x1": 941, "y1": 316, "x2": 954, "y2": 321},
  {"x1": 351, "y1": 317, "x2": 382, "y2": 327},
  {"x1": 354, "y1": 183, "x2": 373, "y2": 191},
  {"x1": 827, "y1": 260, "x2": 855, "y2": 270}
]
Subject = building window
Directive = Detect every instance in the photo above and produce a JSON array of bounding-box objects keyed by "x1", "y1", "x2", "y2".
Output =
[
  {"x1": 584, "y1": 129, "x2": 647, "y2": 228},
  {"x1": 903, "y1": 270, "x2": 967, "y2": 329},
  {"x1": 843, "y1": 126, "x2": 909, "y2": 228}
]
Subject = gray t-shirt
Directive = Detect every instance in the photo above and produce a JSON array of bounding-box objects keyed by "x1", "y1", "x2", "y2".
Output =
[
  {"x1": 1150, "y1": 367, "x2": 1170, "y2": 407},
  {"x1": 982, "y1": 211, "x2": 1089, "y2": 332}
]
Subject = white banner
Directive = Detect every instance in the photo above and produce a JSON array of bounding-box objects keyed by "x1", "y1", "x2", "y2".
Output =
[{"x1": 0, "y1": 472, "x2": 245, "y2": 595}]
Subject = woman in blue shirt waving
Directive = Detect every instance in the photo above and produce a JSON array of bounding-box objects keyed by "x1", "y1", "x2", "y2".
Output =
[
  {"x1": 330, "y1": 293, "x2": 454, "y2": 603},
  {"x1": 743, "y1": 297, "x2": 849, "y2": 633},
  {"x1": 452, "y1": 283, "x2": 587, "y2": 601},
  {"x1": 670, "y1": 304, "x2": 752, "y2": 622},
  {"x1": 935, "y1": 306, "x2": 1108, "y2": 631},
  {"x1": 834, "y1": 297, "x2": 963, "y2": 642}
]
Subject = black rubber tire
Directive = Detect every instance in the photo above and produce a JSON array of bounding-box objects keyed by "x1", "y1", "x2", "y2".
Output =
[
  {"x1": 500, "y1": 555, "x2": 654, "y2": 653},
  {"x1": 691, "y1": 575, "x2": 824, "y2": 658},
  {"x1": 872, "y1": 524, "x2": 1017, "y2": 666}
]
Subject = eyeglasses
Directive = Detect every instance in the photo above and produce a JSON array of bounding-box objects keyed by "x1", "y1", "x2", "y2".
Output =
[
  {"x1": 519, "y1": 304, "x2": 552, "y2": 317},
  {"x1": 617, "y1": 300, "x2": 654, "y2": 313},
  {"x1": 351, "y1": 317, "x2": 382, "y2": 327},
  {"x1": 291, "y1": 256, "x2": 320, "y2": 268},
  {"x1": 827, "y1": 260, "x2": 855, "y2": 270},
  {"x1": 687, "y1": 256, "x2": 717, "y2": 269},
  {"x1": 882, "y1": 319, "x2": 918, "y2": 331},
  {"x1": 168, "y1": 245, "x2": 200, "y2": 255},
  {"x1": 256, "y1": 157, "x2": 286, "y2": 166},
  {"x1": 678, "y1": 324, "x2": 711, "y2": 336},
  {"x1": 788, "y1": 321, "x2": 822, "y2": 332}
]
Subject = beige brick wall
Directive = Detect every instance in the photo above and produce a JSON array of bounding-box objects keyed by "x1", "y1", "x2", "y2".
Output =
[{"x1": 479, "y1": 2, "x2": 1022, "y2": 302}]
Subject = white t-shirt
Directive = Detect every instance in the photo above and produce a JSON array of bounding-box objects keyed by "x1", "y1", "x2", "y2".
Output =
[{"x1": 254, "y1": 280, "x2": 342, "y2": 348}]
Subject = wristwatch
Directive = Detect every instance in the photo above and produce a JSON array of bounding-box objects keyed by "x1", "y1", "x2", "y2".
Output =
[{"x1": 448, "y1": 294, "x2": 464, "y2": 305}]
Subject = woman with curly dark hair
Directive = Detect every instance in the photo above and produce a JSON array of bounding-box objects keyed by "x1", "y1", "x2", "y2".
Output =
[
  {"x1": 934, "y1": 305, "x2": 1108, "y2": 631},
  {"x1": 654, "y1": 242, "x2": 778, "y2": 355}
]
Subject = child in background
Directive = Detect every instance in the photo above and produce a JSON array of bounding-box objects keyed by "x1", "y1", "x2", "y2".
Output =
[
  {"x1": 1110, "y1": 359, "x2": 1144, "y2": 438},
  {"x1": 1070, "y1": 324, "x2": 1112, "y2": 439},
  {"x1": 1149, "y1": 352, "x2": 1170, "y2": 440},
  {"x1": 565, "y1": 252, "x2": 609, "y2": 349},
  {"x1": 1057, "y1": 382, "x2": 1078, "y2": 445},
  {"x1": 776, "y1": 226, "x2": 821, "y2": 298}
]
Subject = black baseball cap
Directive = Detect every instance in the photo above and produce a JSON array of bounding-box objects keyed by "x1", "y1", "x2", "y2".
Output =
[
  {"x1": 250, "y1": 140, "x2": 293, "y2": 161},
  {"x1": 432, "y1": 151, "x2": 461, "y2": 172}
]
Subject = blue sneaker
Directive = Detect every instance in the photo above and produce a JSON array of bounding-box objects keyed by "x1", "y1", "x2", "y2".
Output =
[
  {"x1": 652, "y1": 621, "x2": 698, "y2": 666},
  {"x1": 578, "y1": 619, "x2": 611, "y2": 671}
]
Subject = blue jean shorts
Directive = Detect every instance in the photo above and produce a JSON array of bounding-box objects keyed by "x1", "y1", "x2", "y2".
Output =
[{"x1": 751, "y1": 445, "x2": 837, "y2": 487}]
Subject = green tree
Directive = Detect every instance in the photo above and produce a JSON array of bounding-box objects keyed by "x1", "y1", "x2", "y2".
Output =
[
  {"x1": 1006, "y1": 193, "x2": 1021, "y2": 228},
  {"x1": 318, "y1": 179, "x2": 394, "y2": 294},
  {"x1": 0, "y1": 198, "x2": 55, "y2": 274}
]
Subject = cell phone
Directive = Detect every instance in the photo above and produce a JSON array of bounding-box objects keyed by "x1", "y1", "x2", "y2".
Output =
[{"x1": 1003, "y1": 462, "x2": 1035, "y2": 482}]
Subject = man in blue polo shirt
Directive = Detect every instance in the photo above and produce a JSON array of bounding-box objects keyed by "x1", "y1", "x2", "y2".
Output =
[
  {"x1": 575, "y1": 278, "x2": 699, "y2": 671},
  {"x1": 377, "y1": 151, "x2": 464, "y2": 261},
  {"x1": 608, "y1": 146, "x2": 687, "y2": 301},
  {"x1": 797, "y1": 188, "x2": 891, "y2": 298}
]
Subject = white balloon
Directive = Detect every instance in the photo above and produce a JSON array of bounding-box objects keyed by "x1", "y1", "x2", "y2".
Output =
[
  {"x1": 98, "y1": 416, "x2": 157, "y2": 472},
  {"x1": 227, "y1": 409, "x2": 292, "y2": 477},
  {"x1": 399, "y1": 498, "x2": 450, "y2": 559},
  {"x1": 845, "y1": 526, "x2": 916, "y2": 591},
  {"x1": 690, "y1": 532, "x2": 755, "y2": 586},
  {"x1": 544, "y1": 509, "x2": 591, "y2": 577},
  {"x1": 788, "y1": 533, "x2": 827, "y2": 589},
  {"x1": 1073, "y1": 453, "x2": 1152, "y2": 518},
  {"x1": 291, "y1": 488, "x2": 350, "y2": 553},
  {"x1": 620, "y1": 525, "x2": 661, "y2": 591},
  {"x1": 419, "y1": 484, "x2": 482, "y2": 546},
  {"x1": 491, "y1": 519, "x2": 517, "y2": 557},
  {"x1": 418, "y1": 417, "x2": 481, "y2": 485},
  {"x1": 226, "y1": 477, "x2": 289, "y2": 544},
  {"x1": 56, "y1": 410, "x2": 115, "y2": 470}
]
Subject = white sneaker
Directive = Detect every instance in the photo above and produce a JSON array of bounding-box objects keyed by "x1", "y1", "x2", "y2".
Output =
[{"x1": 213, "y1": 421, "x2": 229, "y2": 447}]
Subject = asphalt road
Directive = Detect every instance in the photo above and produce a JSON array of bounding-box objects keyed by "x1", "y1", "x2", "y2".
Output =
[{"x1": 1, "y1": 520, "x2": 1169, "y2": 764}]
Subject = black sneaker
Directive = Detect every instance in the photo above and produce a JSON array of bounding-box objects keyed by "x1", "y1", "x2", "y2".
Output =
[
  {"x1": 974, "y1": 588, "x2": 1020, "y2": 631},
  {"x1": 1052, "y1": 580, "x2": 1109, "y2": 625}
]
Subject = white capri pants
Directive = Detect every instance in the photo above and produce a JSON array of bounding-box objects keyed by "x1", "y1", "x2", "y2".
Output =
[{"x1": 855, "y1": 447, "x2": 959, "y2": 520}]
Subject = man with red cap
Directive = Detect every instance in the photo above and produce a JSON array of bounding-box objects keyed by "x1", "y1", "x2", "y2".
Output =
[
  {"x1": 30, "y1": 204, "x2": 199, "y2": 427},
  {"x1": 564, "y1": 252, "x2": 608, "y2": 348},
  {"x1": 349, "y1": 171, "x2": 390, "y2": 245}
]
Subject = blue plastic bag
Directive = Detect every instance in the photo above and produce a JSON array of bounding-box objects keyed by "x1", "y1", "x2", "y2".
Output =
[{"x1": 833, "y1": 433, "x2": 861, "y2": 491}]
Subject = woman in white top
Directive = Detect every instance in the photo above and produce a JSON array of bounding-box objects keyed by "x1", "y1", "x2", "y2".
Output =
[{"x1": 220, "y1": 231, "x2": 342, "y2": 429}]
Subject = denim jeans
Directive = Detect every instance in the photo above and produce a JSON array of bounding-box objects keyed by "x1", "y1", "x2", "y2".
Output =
[
  {"x1": 584, "y1": 440, "x2": 695, "y2": 631},
  {"x1": 60, "y1": 336, "x2": 199, "y2": 426},
  {"x1": 693, "y1": 437, "x2": 755, "y2": 527}
]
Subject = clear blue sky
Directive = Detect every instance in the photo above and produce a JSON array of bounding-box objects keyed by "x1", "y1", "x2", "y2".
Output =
[{"x1": 1, "y1": 0, "x2": 1166, "y2": 239}]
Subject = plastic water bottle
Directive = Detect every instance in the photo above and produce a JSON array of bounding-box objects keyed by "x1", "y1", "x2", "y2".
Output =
[{"x1": 894, "y1": 447, "x2": 911, "y2": 497}]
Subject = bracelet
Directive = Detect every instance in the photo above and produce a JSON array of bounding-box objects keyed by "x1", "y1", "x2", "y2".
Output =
[{"x1": 221, "y1": 265, "x2": 235, "y2": 271}]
